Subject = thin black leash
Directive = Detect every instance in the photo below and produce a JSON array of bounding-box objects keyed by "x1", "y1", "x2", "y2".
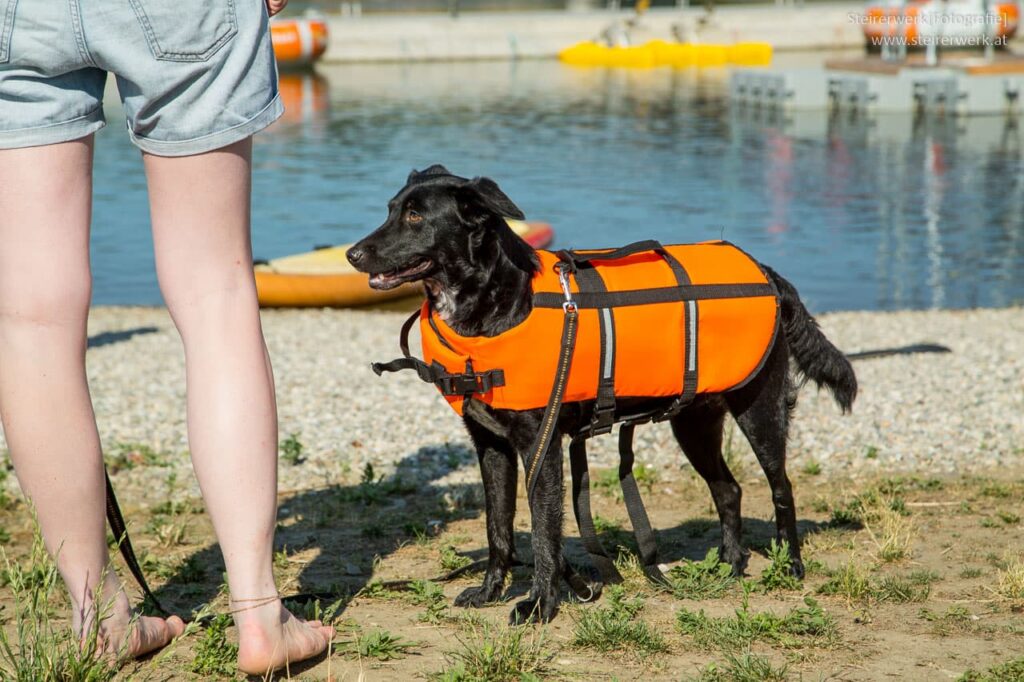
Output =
[{"x1": 104, "y1": 468, "x2": 171, "y2": 617}]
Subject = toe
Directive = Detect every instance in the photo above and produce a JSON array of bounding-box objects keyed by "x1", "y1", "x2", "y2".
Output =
[{"x1": 166, "y1": 615, "x2": 186, "y2": 639}]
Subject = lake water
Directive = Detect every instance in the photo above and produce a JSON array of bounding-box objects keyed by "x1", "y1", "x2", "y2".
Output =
[{"x1": 90, "y1": 59, "x2": 1024, "y2": 311}]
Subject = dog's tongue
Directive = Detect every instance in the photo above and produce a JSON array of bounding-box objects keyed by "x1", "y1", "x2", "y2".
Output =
[{"x1": 368, "y1": 272, "x2": 399, "y2": 290}]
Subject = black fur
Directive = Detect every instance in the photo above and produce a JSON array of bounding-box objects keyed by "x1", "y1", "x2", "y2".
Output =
[{"x1": 349, "y1": 167, "x2": 857, "y2": 624}]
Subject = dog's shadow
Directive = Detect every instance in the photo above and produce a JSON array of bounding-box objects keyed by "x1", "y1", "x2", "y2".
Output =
[{"x1": 152, "y1": 447, "x2": 825, "y2": 635}]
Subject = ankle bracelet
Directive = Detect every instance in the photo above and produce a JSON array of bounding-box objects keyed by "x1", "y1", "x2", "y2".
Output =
[{"x1": 227, "y1": 595, "x2": 280, "y2": 614}]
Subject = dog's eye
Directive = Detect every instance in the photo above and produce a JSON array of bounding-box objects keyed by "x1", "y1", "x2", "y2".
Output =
[{"x1": 406, "y1": 210, "x2": 423, "y2": 224}]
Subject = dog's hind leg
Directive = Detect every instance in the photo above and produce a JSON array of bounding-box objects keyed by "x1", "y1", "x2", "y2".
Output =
[
  {"x1": 510, "y1": 436, "x2": 564, "y2": 625},
  {"x1": 670, "y1": 399, "x2": 749, "y2": 576},
  {"x1": 454, "y1": 420, "x2": 518, "y2": 609},
  {"x1": 725, "y1": 337, "x2": 805, "y2": 578}
]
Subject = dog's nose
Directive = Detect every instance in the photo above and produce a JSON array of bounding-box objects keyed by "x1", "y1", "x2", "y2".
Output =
[{"x1": 347, "y1": 246, "x2": 366, "y2": 267}]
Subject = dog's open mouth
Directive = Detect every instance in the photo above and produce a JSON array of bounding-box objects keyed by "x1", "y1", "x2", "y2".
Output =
[{"x1": 367, "y1": 258, "x2": 434, "y2": 290}]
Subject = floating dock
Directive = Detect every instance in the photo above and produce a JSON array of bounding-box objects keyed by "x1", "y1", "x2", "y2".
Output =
[{"x1": 730, "y1": 54, "x2": 1024, "y2": 115}]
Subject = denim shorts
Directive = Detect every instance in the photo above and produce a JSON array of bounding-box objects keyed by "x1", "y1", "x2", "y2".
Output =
[{"x1": 0, "y1": 0, "x2": 282, "y2": 156}]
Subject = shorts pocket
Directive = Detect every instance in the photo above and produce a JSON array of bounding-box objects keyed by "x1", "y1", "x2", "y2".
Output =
[
  {"x1": 129, "y1": 0, "x2": 238, "y2": 62},
  {"x1": 0, "y1": 0, "x2": 17, "y2": 64}
]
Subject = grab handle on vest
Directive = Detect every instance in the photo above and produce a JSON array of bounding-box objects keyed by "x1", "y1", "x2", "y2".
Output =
[{"x1": 557, "y1": 240, "x2": 665, "y2": 266}]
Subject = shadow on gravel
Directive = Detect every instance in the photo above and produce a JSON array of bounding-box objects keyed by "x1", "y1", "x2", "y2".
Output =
[
  {"x1": 87, "y1": 326, "x2": 160, "y2": 349},
  {"x1": 149, "y1": 442, "x2": 825, "y2": 626}
]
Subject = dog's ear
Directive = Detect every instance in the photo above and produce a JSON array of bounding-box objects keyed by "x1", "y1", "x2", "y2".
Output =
[
  {"x1": 461, "y1": 176, "x2": 525, "y2": 221},
  {"x1": 407, "y1": 164, "x2": 451, "y2": 185}
]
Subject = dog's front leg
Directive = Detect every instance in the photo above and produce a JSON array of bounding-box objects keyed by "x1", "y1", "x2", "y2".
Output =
[
  {"x1": 510, "y1": 437, "x2": 564, "y2": 625},
  {"x1": 454, "y1": 420, "x2": 517, "y2": 609}
]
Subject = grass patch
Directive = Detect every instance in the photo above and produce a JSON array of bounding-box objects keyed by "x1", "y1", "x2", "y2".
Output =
[
  {"x1": 344, "y1": 628, "x2": 416, "y2": 661},
  {"x1": 664, "y1": 548, "x2": 737, "y2": 600},
  {"x1": 864, "y1": 507, "x2": 915, "y2": 562},
  {"x1": 677, "y1": 588, "x2": 838, "y2": 651},
  {"x1": 439, "y1": 545, "x2": 473, "y2": 573},
  {"x1": 279, "y1": 433, "x2": 305, "y2": 466},
  {"x1": 958, "y1": 656, "x2": 1024, "y2": 681},
  {"x1": 801, "y1": 460, "x2": 822, "y2": 476},
  {"x1": 105, "y1": 442, "x2": 170, "y2": 474},
  {"x1": 873, "y1": 574, "x2": 931, "y2": 603},
  {"x1": 757, "y1": 540, "x2": 800, "y2": 592},
  {"x1": 918, "y1": 606, "x2": 979, "y2": 636},
  {"x1": 571, "y1": 585, "x2": 668, "y2": 655},
  {"x1": 0, "y1": 531, "x2": 121, "y2": 681},
  {"x1": 434, "y1": 621, "x2": 550, "y2": 681},
  {"x1": 190, "y1": 612, "x2": 238, "y2": 677},
  {"x1": 691, "y1": 651, "x2": 791, "y2": 682},
  {"x1": 996, "y1": 554, "x2": 1024, "y2": 601},
  {"x1": 408, "y1": 579, "x2": 448, "y2": 624},
  {"x1": 817, "y1": 561, "x2": 872, "y2": 603}
]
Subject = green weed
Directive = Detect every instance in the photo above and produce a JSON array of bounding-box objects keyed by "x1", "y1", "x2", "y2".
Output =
[
  {"x1": 918, "y1": 606, "x2": 979, "y2": 636},
  {"x1": 817, "y1": 561, "x2": 872, "y2": 603},
  {"x1": 691, "y1": 651, "x2": 791, "y2": 682},
  {"x1": 279, "y1": 433, "x2": 305, "y2": 466},
  {"x1": 439, "y1": 545, "x2": 472, "y2": 573},
  {"x1": 958, "y1": 656, "x2": 1024, "y2": 681},
  {"x1": 105, "y1": 442, "x2": 169, "y2": 474},
  {"x1": 665, "y1": 548, "x2": 737, "y2": 600},
  {"x1": 571, "y1": 585, "x2": 668, "y2": 655},
  {"x1": 0, "y1": 531, "x2": 121, "y2": 681},
  {"x1": 802, "y1": 460, "x2": 822, "y2": 476},
  {"x1": 873, "y1": 575, "x2": 930, "y2": 603},
  {"x1": 190, "y1": 612, "x2": 237, "y2": 677},
  {"x1": 677, "y1": 587, "x2": 838, "y2": 651},
  {"x1": 434, "y1": 621, "x2": 550, "y2": 681},
  {"x1": 345, "y1": 628, "x2": 416, "y2": 661},
  {"x1": 758, "y1": 540, "x2": 800, "y2": 592}
]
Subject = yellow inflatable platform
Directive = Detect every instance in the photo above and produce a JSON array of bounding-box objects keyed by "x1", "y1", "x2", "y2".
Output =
[{"x1": 559, "y1": 40, "x2": 772, "y2": 69}]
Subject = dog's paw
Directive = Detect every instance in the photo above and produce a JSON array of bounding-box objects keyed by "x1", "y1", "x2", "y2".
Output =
[
  {"x1": 454, "y1": 584, "x2": 501, "y2": 609},
  {"x1": 508, "y1": 597, "x2": 558, "y2": 625},
  {"x1": 789, "y1": 558, "x2": 806, "y2": 580},
  {"x1": 721, "y1": 546, "x2": 750, "y2": 577}
]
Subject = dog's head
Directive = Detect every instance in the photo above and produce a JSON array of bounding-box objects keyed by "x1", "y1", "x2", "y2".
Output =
[{"x1": 347, "y1": 165, "x2": 538, "y2": 293}]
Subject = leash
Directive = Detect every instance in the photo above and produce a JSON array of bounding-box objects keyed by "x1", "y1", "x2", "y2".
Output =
[
  {"x1": 104, "y1": 468, "x2": 171, "y2": 616},
  {"x1": 523, "y1": 262, "x2": 578, "y2": 504}
]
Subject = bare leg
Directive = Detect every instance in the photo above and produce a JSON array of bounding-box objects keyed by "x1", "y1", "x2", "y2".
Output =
[
  {"x1": 0, "y1": 137, "x2": 183, "y2": 656},
  {"x1": 143, "y1": 138, "x2": 332, "y2": 675}
]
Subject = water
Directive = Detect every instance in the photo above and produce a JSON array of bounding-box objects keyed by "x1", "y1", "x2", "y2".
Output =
[{"x1": 90, "y1": 59, "x2": 1024, "y2": 311}]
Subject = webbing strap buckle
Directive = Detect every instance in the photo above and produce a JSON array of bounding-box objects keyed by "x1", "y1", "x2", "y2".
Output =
[{"x1": 436, "y1": 369, "x2": 506, "y2": 396}]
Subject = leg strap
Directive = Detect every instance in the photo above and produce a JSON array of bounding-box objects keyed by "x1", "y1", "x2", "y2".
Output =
[
  {"x1": 617, "y1": 424, "x2": 668, "y2": 585},
  {"x1": 569, "y1": 436, "x2": 623, "y2": 585}
]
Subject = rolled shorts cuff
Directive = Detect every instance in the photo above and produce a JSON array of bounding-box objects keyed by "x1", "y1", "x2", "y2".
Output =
[
  {"x1": 128, "y1": 93, "x2": 284, "y2": 157},
  {"x1": 0, "y1": 107, "x2": 106, "y2": 150}
]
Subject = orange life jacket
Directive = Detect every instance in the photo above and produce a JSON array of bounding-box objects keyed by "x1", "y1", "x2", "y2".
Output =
[{"x1": 409, "y1": 241, "x2": 779, "y2": 417}]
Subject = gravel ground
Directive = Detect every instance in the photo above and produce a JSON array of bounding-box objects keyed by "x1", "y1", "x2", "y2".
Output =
[{"x1": 2, "y1": 305, "x2": 1022, "y2": 502}]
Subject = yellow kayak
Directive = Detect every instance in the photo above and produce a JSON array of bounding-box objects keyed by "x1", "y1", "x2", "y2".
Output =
[{"x1": 254, "y1": 220, "x2": 555, "y2": 308}]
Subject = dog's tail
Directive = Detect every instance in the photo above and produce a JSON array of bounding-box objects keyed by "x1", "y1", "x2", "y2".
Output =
[{"x1": 765, "y1": 266, "x2": 857, "y2": 413}]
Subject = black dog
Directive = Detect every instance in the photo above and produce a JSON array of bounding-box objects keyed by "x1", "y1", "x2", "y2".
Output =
[{"x1": 348, "y1": 165, "x2": 857, "y2": 624}]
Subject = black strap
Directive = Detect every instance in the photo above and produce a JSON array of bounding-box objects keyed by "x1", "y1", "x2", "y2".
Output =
[
  {"x1": 569, "y1": 436, "x2": 623, "y2": 585},
  {"x1": 105, "y1": 469, "x2": 170, "y2": 616},
  {"x1": 533, "y1": 282, "x2": 775, "y2": 310},
  {"x1": 557, "y1": 240, "x2": 665, "y2": 266},
  {"x1": 524, "y1": 292, "x2": 579, "y2": 504},
  {"x1": 573, "y1": 264, "x2": 616, "y2": 437},
  {"x1": 617, "y1": 424, "x2": 668, "y2": 585},
  {"x1": 372, "y1": 309, "x2": 505, "y2": 397}
]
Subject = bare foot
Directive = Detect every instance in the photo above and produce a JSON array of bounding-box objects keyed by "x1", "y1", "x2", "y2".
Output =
[
  {"x1": 235, "y1": 600, "x2": 334, "y2": 676},
  {"x1": 92, "y1": 614, "x2": 186, "y2": 660}
]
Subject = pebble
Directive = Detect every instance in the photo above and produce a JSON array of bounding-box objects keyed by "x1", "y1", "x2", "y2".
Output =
[{"x1": 1, "y1": 305, "x2": 1022, "y2": 503}]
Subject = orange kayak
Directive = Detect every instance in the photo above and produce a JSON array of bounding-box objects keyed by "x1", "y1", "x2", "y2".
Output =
[
  {"x1": 255, "y1": 220, "x2": 555, "y2": 308},
  {"x1": 270, "y1": 18, "x2": 329, "y2": 67}
]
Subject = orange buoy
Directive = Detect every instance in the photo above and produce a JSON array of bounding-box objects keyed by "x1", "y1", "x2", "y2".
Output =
[{"x1": 271, "y1": 18, "x2": 329, "y2": 67}]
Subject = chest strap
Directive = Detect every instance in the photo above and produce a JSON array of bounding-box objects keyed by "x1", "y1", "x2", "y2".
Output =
[{"x1": 371, "y1": 309, "x2": 506, "y2": 397}]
